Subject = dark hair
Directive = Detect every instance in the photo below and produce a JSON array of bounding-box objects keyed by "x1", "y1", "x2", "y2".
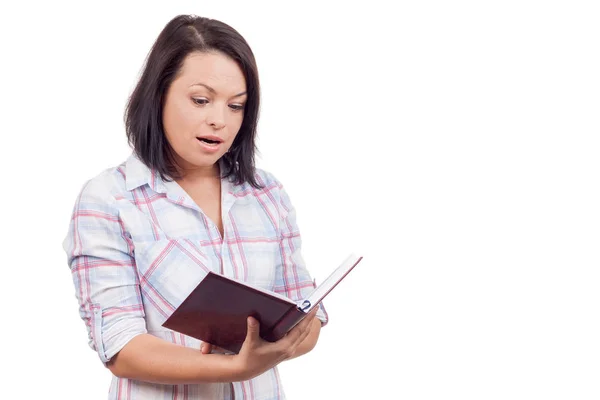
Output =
[{"x1": 125, "y1": 15, "x2": 262, "y2": 188}]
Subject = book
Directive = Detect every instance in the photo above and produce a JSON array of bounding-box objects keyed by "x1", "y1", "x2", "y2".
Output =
[{"x1": 162, "y1": 253, "x2": 363, "y2": 354}]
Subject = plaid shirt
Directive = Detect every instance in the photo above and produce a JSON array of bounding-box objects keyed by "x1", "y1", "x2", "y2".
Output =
[{"x1": 63, "y1": 153, "x2": 328, "y2": 400}]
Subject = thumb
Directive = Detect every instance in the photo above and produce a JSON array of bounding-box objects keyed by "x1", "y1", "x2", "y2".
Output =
[
  {"x1": 246, "y1": 316, "x2": 260, "y2": 341},
  {"x1": 200, "y1": 343, "x2": 212, "y2": 354}
]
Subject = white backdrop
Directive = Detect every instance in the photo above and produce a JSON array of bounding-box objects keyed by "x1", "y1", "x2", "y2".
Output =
[{"x1": 1, "y1": 1, "x2": 599, "y2": 399}]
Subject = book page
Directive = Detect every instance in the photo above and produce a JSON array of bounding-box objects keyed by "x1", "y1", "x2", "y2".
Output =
[
  {"x1": 300, "y1": 254, "x2": 362, "y2": 311},
  {"x1": 220, "y1": 273, "x2": 297, "y2": 305}
]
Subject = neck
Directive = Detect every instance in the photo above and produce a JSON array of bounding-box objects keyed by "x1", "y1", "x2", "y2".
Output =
[{"x1": 178, "y1": 167, "x2": 220, "y2": 184}]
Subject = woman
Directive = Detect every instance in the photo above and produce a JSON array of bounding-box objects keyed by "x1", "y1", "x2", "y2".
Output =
[{"x1": 63, "y1": 14, "x2": 327, "y2": 399}]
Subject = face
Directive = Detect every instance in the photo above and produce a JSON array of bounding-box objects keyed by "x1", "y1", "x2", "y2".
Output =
[{"x1": 162, "y1": 51, "x2": 247, "y2": 177}]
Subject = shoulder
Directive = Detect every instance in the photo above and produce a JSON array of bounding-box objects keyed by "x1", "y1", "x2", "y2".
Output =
[
  {"x1": 73, "y1": 161, "x2": 129, "y2": 208},
  {"x1": 253, "y1": 167, "x2": 284, "y2": 191},
  {"x1": 248, "y1": 167, "x2": 298, "y2": 213},
  {"x1": 229, "y1": 167, "x2": 292, "y2": 209}
]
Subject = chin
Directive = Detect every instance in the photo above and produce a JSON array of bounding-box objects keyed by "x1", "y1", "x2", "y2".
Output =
[{"x1": 186, "y1": 153, "x2": 225, "y2": 169}]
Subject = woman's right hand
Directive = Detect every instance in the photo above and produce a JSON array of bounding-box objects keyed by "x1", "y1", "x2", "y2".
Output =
[{"x1": 232, "y1": 307, "x2": 319, "y2": 381}]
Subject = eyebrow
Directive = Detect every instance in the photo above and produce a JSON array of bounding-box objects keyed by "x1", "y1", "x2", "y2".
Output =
[{"x1": 190, "y1": 83, "x2": 247, "y2": 98}]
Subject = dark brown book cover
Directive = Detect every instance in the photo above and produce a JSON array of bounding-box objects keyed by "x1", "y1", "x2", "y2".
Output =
[{"x1": 162, "y1": 272, "x2": 304, "y2": 353}]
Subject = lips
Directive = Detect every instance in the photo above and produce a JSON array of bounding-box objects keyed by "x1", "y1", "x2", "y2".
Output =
[
  {"x1": 196, "y1": 135, "x2": 224, "y2": 153},
  {"x1": 196, "y1": 135, "x2": 223, "y2": 145}
]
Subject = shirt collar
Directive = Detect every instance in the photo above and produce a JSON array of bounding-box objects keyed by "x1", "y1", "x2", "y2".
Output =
[
  {"x1": 124, "y1": 152, "x2": 241, "y2": 196},
  {"x1": 124, "y1": 152, "x2": 167, "y2": 193}
]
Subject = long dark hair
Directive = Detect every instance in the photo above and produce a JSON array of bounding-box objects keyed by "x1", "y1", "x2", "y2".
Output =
[{"x1": 125, "y1": 15, "x2": 262, "y2": 188}]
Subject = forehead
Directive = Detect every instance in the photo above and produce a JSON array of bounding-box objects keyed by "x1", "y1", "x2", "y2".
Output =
[{"x1": 176, "y1": 51, "x2": 246, "y2": 91}]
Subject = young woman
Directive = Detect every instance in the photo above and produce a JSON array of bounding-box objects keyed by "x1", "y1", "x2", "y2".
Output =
[{"x1": 63, "y1": 14, "x2": 327, "y2": 399}]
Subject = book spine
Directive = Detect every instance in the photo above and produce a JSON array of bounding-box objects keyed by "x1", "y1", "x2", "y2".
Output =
[{"x1": 264, "y1": 306, "x2": 306, "y2": 342}]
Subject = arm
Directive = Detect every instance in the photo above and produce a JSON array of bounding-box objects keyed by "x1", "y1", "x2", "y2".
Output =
[
  {"x1": 109, "y1": 311, "x2": 319, "y2": 383},
  {"x1": 63, "y1": 184, "x2": 243, "y2": 383},
  {"x1": 107, "y1": 334, "x2": 238, "y2": 383}
]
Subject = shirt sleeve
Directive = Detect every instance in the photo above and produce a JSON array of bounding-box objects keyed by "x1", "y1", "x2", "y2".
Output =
[
  {"x1": 273, "y1": 181, "x2": 329, "y2": 326},
  {"x1": 62, "y1": 180, "x2": 147, "y2": 364}
]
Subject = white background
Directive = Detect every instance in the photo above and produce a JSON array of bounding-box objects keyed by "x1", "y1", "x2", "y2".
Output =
[{"x1": 1, "y1": 1, "x2": 599, "y2": 399}]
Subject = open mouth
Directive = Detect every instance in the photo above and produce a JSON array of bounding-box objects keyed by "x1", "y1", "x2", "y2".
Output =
[
  {"x1": 196, "y1": 136, "x2": 223, "y2": 145},
  {"x1": 198, "y1": 138, "x2": 219, "y2": 144}
]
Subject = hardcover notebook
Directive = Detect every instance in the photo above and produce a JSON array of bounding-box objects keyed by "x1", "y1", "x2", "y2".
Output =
[{"x1": 162, "y1": 253, "x2": 363, "y2": 353}]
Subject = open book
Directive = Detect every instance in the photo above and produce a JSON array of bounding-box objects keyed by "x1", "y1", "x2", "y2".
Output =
[{"x1": 162, "y1": 253, "x2": 363, "y2": 353}]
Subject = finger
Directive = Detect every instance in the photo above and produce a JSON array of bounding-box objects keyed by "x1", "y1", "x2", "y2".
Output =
[
  {"x1": 297, "y1": 308, "x2": 319, "y2": 331},
  {"x1": 284, "y1": 309, "x2": 318, "y2": 345},
  {"x1": 297, "y1": 314, "x2": 316, "y2": 340},
  {"x1": 201, "y1": 343, "x2": 212, "y2": 354},
  {"x1": 280, "y1": 317, "x2": 315, "y2": 356},
  {"x1": 245, "y1": 316, "x2": 261, "y2": 343},
  {"x1": 307, "y1": 307, "x2": 319, "y2": 320}
]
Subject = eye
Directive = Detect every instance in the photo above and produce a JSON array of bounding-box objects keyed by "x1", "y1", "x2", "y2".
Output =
[
  {"x1": 192, "y1": 97, "x2": 209, "y2": 106},
  {"x1": 229, "y1": 104, "x2": 245, "y2": 112}
]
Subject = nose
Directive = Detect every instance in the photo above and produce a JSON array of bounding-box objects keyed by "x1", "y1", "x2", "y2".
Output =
[{"x1": 206, "y1": 104, "x2": 226, "y2": 130}]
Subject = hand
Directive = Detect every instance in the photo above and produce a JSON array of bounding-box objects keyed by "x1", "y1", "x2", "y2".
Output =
[{"x1": 232, "y1": 307, "x2": 319, "y2": 381}]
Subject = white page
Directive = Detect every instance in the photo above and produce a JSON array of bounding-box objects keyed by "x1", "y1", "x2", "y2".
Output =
[
  {"x1": 299, "y1": 254, "x2": 362, "y2": 312},
  {"x1": 214, "y1": 272, "x2": 297, "y2": 305}
]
